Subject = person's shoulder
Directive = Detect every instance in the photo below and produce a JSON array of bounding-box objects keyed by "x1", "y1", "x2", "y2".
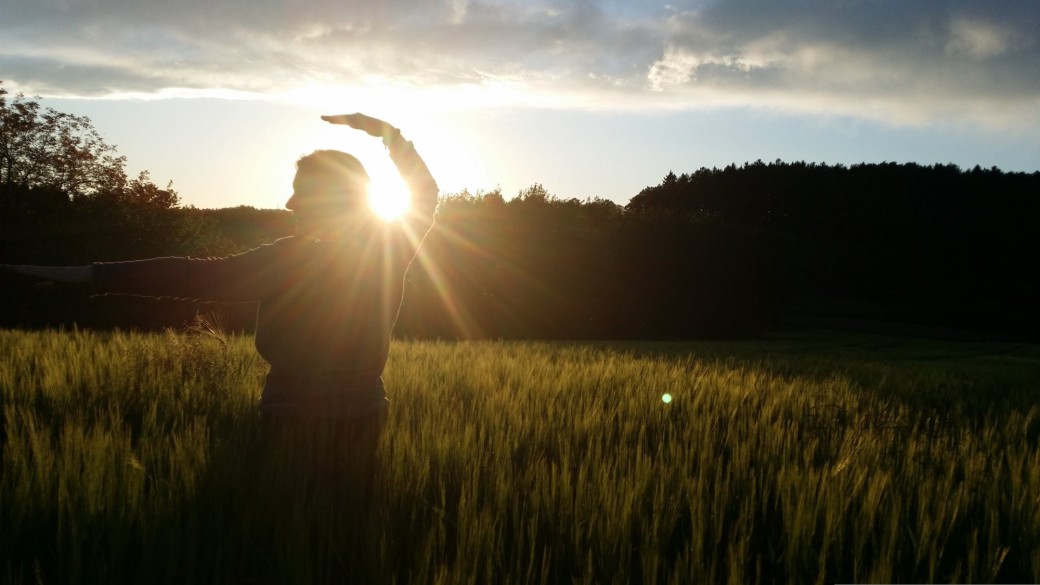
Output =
[
  {"x1": 242, "y1": 236, "x2": 319, "y2": 263},
  {"x1": 270, "y1": 235, "x2": 319, "y2": 251}
]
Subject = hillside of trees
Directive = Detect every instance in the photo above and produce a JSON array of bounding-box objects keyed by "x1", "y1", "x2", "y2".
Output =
[{"x1": 2, "y1": 83, "x2": 1038, "y2": 340}]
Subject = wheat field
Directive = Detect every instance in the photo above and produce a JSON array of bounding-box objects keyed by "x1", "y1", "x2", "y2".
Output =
[{"x1": 1, "y1": 327, "x2": 1038, "y2": 584}]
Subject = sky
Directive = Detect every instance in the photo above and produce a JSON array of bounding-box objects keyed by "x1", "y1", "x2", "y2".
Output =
[{"x1": 2, "y1": 0, "x2": 1038, "y2": 210}]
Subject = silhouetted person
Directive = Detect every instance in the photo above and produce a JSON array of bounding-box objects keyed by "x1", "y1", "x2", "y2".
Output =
[{"x1": 1, "y1": 113, "x2": 438, "y2": 493}]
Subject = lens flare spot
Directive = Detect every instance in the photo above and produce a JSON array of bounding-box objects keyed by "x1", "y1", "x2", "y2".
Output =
[{"x1": 662, "y1": 393, "x2": 673, "y2": 404}]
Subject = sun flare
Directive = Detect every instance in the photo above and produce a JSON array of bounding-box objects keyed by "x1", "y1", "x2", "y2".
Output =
[{"x1": 368, "y1": 176, "x2": 411, "y2": 221}]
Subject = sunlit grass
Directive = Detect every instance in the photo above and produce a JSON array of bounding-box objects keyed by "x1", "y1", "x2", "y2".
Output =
[{"x1": 0, "y1": 328, "x2": 1037, "y2": 584}]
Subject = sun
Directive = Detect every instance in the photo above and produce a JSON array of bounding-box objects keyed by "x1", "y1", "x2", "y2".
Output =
[{"x1": 367, "y1": 175, "x2": 411, "y2": 221}]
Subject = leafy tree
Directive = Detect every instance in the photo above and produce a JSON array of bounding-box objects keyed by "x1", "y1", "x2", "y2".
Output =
[
  {"x1": 0, "y1": 82, "x2": 195, "y2": 263},
  {"x1": 0, "y1": 81, "x2": 128, "y2": 197}
]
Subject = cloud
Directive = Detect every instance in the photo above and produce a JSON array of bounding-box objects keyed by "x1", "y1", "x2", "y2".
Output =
[
  {"x1": 945, "y1": 16, "x2": 1017, "y2": 60},
  {"x1": 2, "y1": 0, "x2": 1038, "y2": 128}
]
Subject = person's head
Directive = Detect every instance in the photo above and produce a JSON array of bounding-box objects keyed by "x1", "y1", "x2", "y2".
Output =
[{"x1": 286, "y1": 150, "x2": 372, "y2": 237}]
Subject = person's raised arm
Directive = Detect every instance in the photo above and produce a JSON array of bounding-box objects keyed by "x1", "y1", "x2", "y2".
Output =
[{"x1": 320, "y1": 113, "x2": 439, "y2": 236}]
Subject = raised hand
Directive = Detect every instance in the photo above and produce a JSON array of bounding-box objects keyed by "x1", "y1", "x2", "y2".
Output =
[{"x1": 320, "y1": 113, "x2": 398, "y2": 140}]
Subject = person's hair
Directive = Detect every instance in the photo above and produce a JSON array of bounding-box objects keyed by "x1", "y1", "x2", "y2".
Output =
[{"x1": 294, "y1": 150, "x2": 370, "y2": 211}]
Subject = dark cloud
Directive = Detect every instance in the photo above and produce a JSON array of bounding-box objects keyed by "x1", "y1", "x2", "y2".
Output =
[
  {"x1": 645, "y1": 0, "x2": 1040, "y2": 123},
  {"x1": 2, "y1": 0, "x2": 1037, "y2": 125}
]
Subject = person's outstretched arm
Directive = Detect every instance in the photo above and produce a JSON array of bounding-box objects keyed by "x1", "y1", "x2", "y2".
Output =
[
  {"x1": 3, "y1": 244, "x2": 280, "y2": 302},
  {"x1": 321, "y1": 113, "x2": 439, "y2": 238}
]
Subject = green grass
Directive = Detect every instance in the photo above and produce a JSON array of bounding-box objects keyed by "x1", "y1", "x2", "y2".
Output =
[{"x1": 1, "y1": 327, "x2": 1038, "y2": 584}]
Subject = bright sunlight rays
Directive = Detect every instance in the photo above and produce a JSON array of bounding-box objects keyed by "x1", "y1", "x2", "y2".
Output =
[{"x1": 367, "y1": 174, "x2": 411, "y2": 221}]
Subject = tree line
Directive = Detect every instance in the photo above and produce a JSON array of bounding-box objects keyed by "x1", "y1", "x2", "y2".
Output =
[
  {"x1": 2, "y1": 83, "x2": 1037, "y2": 339},
  {"x1": 627, "y1": 162, "x2": 1039, "y2": 337}
]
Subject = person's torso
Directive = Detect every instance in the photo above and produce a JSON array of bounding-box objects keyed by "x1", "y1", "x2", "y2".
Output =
[{"x1": 254, "y1": 232, "x2": 412, "y2": 381}]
